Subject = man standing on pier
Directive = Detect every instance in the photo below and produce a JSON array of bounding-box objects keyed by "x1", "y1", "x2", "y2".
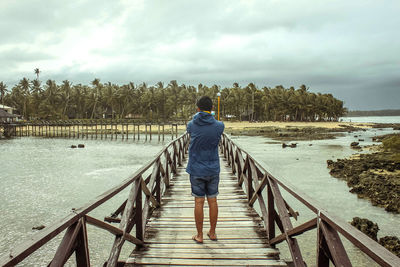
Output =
[{"x1": 186, "y1": 96, "x2": 224, "y2": 243}]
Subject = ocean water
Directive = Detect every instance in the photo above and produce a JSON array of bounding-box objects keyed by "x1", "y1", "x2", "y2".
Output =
[
  {"x1": 0, "y1": 137, "x2": 164, "y2": 266},
  {"x1": 233, "y1": 127, "x2": 400, "y2": 266},
  {"x1": 341, "y1": 116, "x2": 400, "y2": 123}
]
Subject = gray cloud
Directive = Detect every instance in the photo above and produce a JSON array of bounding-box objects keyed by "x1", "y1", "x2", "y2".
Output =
[{"x1": 0, "y1": 0, "x2": 399, "y2": 110}]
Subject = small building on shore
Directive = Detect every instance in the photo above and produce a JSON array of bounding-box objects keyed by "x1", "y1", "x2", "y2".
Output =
[
  {"x1": 0, "y1": 104, "x2": 15, "y2": 114},
  {"x1": 0, "y1": 108, "x2": 18, "y2": 122}
]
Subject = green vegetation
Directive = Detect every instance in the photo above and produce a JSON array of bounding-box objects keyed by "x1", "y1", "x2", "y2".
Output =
[
  {"x1": 383, "y1": 134, "x2": 400, "y2": 152},
  {"x1": 1, "y1": 75, "x2": 346, "y2": 121}
]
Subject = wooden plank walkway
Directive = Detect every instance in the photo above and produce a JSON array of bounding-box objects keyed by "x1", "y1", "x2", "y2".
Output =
[{"x1": 125, "y1": 155, "x2": 287, "y2": 266}]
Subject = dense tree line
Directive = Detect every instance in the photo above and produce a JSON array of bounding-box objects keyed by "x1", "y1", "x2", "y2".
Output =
[{"x1": 0, "y1": 77, "x2": 346, "y2": 122}]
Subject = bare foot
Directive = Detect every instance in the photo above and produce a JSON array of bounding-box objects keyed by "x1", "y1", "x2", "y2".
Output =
[
  {"x1": 192, "y1": 234, "x2": 203, "y2": 243},
  {"x1": 207, "y1": 232, "x2": 217, "y2": 241}
]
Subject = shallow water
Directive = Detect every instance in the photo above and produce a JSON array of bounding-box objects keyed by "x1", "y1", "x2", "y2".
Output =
[
  {"x1": 0, "y1": 137, "x2": 164, "y2": 266},
  {"x1": 341, "y1": 116, "x2": 400, "y2": 123},
  {"x1": 232, "y1": 127, "x2": 400, "y2": 266}
]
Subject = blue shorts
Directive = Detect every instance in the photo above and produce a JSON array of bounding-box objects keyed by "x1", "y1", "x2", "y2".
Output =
[{"x1": 190, "y1": 175, "x2": 220, "y2": 198}]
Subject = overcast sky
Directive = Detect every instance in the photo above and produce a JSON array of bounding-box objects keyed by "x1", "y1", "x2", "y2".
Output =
[{"x1": 0, "y1": 0, "x2": 399, "y2": 110}]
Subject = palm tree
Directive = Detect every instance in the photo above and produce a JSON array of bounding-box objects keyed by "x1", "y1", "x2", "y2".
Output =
[
  {"x1": 34, "y1": 68, "x2": 40, "y2": 80},
  {"x1": 61, "y1": 80, "x2": 72, "y2": 118},
  {"x1": 90, "y1": 78, "x2": 101, "y2": 119},
  {"x1": 0, "y1": 82, "x2": 7, "y2": 105},
  {"x1": 18, "y1": 78, "x2": 31, "y2": 119}
]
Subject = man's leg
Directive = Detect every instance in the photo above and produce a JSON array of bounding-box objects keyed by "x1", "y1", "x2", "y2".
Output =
[
  {"x1": 207, "y1": 197, "x2": 218, "y2": 240},
  {"x1": 194, "y1": 197, "x2": 205, "y2": 243}
]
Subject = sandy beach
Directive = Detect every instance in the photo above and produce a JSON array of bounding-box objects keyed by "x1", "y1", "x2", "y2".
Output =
[{"x1": 222, "y1": 121, "x2": 373, "y2": 130}]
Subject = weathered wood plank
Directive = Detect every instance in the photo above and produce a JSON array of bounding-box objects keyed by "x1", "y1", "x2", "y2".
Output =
[
  {"x1": 320, "y1": 221, "x2": 352, "y2": 267},
  {"x1": 125, "y1": 257, "x2": 287, "y2": 266},
  {"x1": 270, "y1": 217, "x2": 317, "y2": 245},
  {"x1": 85, "y1": 215, "x2": 143, "y2": 245},
  {"x1": 268, "y1": 177, "x2": 305, "y2": 267}
]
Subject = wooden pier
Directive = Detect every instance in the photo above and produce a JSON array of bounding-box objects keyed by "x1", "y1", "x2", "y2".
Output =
[
  {"x1": 126, "y1": 158, "x2": 286, "y2": 266},
  {"x1": 1, "y1": 133, "x2": 399, "y2": 267},
  {"x1": 0, "y1": 120, "x2": 181, "y2": 141}
]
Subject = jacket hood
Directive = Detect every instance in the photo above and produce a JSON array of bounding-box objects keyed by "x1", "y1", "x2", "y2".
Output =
[{"x1": 193, "y1": 112, "x2": 215, "y2": 126}]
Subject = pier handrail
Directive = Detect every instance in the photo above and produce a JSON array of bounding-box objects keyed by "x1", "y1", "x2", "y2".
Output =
[
  {"x1": 220, "y1": 133, "x2": 400, "y2": 267},
  {"x1": 0, "y1": 132, "x2": 190, "y2": 267}
]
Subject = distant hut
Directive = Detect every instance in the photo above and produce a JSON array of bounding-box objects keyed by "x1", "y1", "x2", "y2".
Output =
[
  {"x1": 0, "y1": 108, "x2": 18, "y2": 122},
  {"x1": 0, "y1": 104, "x2": 15, "y2": 114}
]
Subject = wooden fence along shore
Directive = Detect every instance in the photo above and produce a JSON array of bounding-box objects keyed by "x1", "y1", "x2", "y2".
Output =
[
  {"x1": 0, "y1": 120, "x2": 183, "y2": 141},
  {"x1": 0, "y1": 133, "x2": 399, "y2": 266}
]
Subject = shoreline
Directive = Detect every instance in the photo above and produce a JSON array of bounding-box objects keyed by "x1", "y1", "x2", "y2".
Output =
[
  {"x1": 327, "y1": 134, "x2": 400, "y2": 213},
  {"x1": 222, "y1": 121, "x2": 377, "y2": 141},
  {"x1": 3, "y1": 121, "x2": 399, "y2": 141}
]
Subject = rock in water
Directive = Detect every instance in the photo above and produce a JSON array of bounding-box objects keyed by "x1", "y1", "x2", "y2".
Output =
[
  {"x1": 350, "y1": 142, "x2": 361, "y2": 149},
  {"x1": 282, "y1": 143, "x2": 288, "y2": 148},
  {"x1": 379, "y1": 236, "x2": 400, "y2": 258},
  {"x1": 350, "y1": 217, "x2": 379, "y2": 241},
  {"x1": 32, "y1": 225, "x2": 45, "y2": 230},
  {"x1": 78, "y1": 144, "x2": 85, "y2": 148},
  {"x1": 71, "y1": 145, "x2": 77, "y2": 148}
]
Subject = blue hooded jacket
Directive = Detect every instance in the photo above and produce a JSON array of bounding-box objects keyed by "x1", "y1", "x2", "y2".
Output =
[{"x1": 186, "y1": 112, "x2": 225, "y2": 177}]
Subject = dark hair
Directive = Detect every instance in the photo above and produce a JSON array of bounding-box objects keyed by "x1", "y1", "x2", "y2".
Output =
[{"x1": 196, "y1": 96, "x2": 213, "y2": 111}]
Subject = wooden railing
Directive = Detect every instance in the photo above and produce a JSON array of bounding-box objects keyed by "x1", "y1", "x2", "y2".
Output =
[
  {"x1": 220, "y1": 133, "x2": 400, "y2": 267},
  {"x1": 0, "y1": 133, "x2": 190, "y2": 267}
]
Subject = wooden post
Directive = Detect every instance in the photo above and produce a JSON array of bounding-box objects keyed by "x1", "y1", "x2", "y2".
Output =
[
  {"x1": 247, "y1": 159, "x2": 254, "y2": 202},
  {"x1": 145, "y1": 124, "x2": 148, "y2": 141},
  {"x1": 268, "y1": 181, "x2": 275, "y2": 241},
  {"x1": 135, "y1": 185, "x2": 143, "y2": 242},
  {"x1": 162, "y1": 124, "x2": 165, "y2": 141},
  {"x1": 133, "y1": 123, "x2": 135, "y2": 140},
  {"x1": 317, "y1": 222, "x2": 330, "y2": 267},
  {"x1": 158, "y1": 124, "x2": 160, "y2": 141},
  {"x1": 126, "y1": 122, "x2": 129, "y2": 140},
  {"x1": 149, "y1": 124, "x2": 152, "y2": 140},
  {"x1": 75, "y1": 218, "x2": 90, "y2": 267},
  {"x1": 111, "y1": 122, "x2": 113, "y2": 140},
  {"x1": 115, "y1": 123, "x2": 117, "y2": 140},
  {"x1": 86, "y1": 123, "x2": 88, "y2": 139},
  {"x1": 155, "y1": 160, "x2": 161, "y2": 204},
  {"x1": 164, "y1": 151, "x2": 170, "y2": 187},
  {"x1": 100, "y1": 122, "x2": 103, "y2": 140}
]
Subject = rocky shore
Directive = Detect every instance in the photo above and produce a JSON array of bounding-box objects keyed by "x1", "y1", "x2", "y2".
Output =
[
  {"x1": 327, "y1": 134, "x2": 400, "y2": 213},
  {"x1": 351, "y1": 217, "x2": 400, "y2": 257},
  {"x1": 227, "y1": 124, "x2": 365, "y2": 141}
]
